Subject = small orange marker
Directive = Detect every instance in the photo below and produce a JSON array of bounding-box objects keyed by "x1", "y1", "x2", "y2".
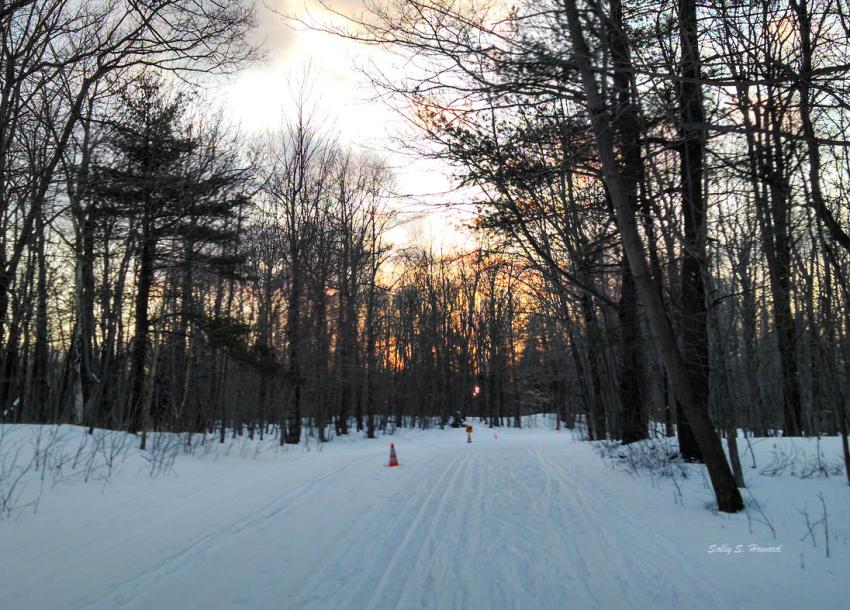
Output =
[{"x1": 388, "y1": 443, "x2": 399, "y2": 467}]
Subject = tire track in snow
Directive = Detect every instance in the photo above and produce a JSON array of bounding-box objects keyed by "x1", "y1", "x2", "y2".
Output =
[
  {"x1": 363, "y1": 448, "x2": 471, "y2": 609},
  {"x1": 533, "y1": 443, "x2": 678, "y2": 605},
  {"x1": 76, "y1": 433, "x2": 738, "y2": 610},
  {"x1": 75, "y1": 459, "x2": 354, "y2": 610},
  {"x1": 468, "y1": 441, "x2": 596, "y2": 610},
  {"x1": 533, "y1": 444, "x2": 658, "y2": 607},
  {"x1": 286, "y1": 446, "x2": 457, "y2": 609},
  {"x1": 392, "y1": 446, "x2": 486, "y2": 610},
  {"x1": 372, "y1": 440, "x2": 579, "y2": 610},
  {"x1": 370, "y1": 437, "x2": 596, "y2": 610},
  {"x1": 531, "y1": 441, "x2": 733, "y2": 609}
]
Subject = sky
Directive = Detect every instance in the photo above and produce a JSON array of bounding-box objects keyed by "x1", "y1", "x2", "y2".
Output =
[{"x1": 220, "y1": 0, "x2": 476, "y2": 252}]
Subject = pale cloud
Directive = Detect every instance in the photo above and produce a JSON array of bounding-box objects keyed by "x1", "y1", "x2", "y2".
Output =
[
  {"x1": 224, "y1": 2, "x2": 401, "y2": 141},
  {"x1": 220, "y1": 1, "x2": 475, "y2": 250}
]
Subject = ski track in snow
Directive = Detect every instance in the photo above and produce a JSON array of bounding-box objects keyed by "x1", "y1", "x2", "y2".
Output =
[
  {"x1": 90, "y1": 436, "x2": 734, "y2": 610},
  {"x1": 3, "y1": 428, "x2": 847, "y2": 610},
  {"x1": 75, "y1": 461, "x2": 354, "y2": 610},
  {"x1": 531, "y1": 445, "x2": 728, "y2": 608}
]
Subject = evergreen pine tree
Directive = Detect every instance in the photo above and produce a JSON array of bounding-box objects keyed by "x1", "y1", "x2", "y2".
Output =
[{"x1": 90, "y1": 75, "x2": 248, "y2": 437}]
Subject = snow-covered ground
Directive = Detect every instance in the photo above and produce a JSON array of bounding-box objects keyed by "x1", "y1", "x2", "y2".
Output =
[{"x1": 0, "y1": 420, "x2": 848, "y2": 610}]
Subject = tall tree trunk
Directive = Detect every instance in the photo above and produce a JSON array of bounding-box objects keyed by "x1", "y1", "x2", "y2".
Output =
[
  {"x1": 607, "y1": 0, "x2": 646, "y2": 445},
  {"x1": 128, "y1": 224, "x2": 155, "y2": 435},
  {"x1": 562, "y1": 0, "x2": 744, "y2": 512},
  {"x1": 283, "y1": 264, "x2": 302, "y2": 445},
  {"x1": 580, "y1": 294, "x2": 605, "y2": 440},
  {"x1": 618, "y1": 262, "x2": 644, "y2": 443},
  {"x1": 676, "y1": 0, "x2": 709, "y2": 461},
  {"x1": 365, "y1": 273, "x2": 378, "y2": 439},
  {"x1": 31, "y1": 218, "x2": 49, "y2": 423},
  {"x1": 735, "y1": 52, "x2": 803, "y2": 436}
]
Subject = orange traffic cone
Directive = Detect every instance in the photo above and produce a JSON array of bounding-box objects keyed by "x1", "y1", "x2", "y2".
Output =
[{"x1": 388, "y1": 443, "x2": 399, "y2": 467}]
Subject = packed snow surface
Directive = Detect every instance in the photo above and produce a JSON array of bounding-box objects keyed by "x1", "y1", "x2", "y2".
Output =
[{"x1": 0, "y1": 420, "x2": 848, "y2": 609}]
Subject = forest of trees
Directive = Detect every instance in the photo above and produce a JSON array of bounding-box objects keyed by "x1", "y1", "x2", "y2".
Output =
[
  {"x1": 0, "y1": 0, "x2": 537, "y2": 446},
  {"x1": 3, "y1": 0, "x2": 850, "y2": 512}
]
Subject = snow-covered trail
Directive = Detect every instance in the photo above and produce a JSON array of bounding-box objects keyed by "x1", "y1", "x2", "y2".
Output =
[
  {"x1": 1, "y1": 427, "x2": 847, "y2": 609},
  {"x1": 76, "y1": 433, "x2": 725, "y2": 610}
]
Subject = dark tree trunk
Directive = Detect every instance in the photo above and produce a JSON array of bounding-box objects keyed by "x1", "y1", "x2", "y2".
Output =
[
  {"x1": 619, "y1": 262, "x2": 645, "y2": 444},
  {"x1": 128, "y1": 227, "x2": 155, "y2": 435},
  {"x1": 676, "y1": 0, "x2": 709, "y2": 461},
  {"x1": 562, "y1": 0, "x2": 744, "y2": 512},
  {"x1": 32, "y1": 222, "x2": 49, "y2": 423},
  {"x1": 607, "y1": 0, "x2": 645, "y2": 445},
  {"x1": 284, "y1": 267, "x2": 302, "y2": 445},
  {"x1": 580, "y1": 294, "x2": 605, "y2": 440}
]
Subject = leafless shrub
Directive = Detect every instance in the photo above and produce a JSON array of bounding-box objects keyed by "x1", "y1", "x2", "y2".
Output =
[
  {"x1": 0, "y1": 427, "x2": 33, "y2": 519},
  {"x1": 141, "y1": 432, "x2": 180, "y2": 478},
  {"x1": 795, "y1": 493, "x2": 832, "y2": 558},
  {"x1": 760, "y1": 441, "x2": 843, "y2": 478},
  {"x1": 819, "y1": 493, "x2": 830, "y2": 559},
  {"x1": 594, "y1": 439, "x2": 692, "y2": 505},
  {"x1": 744, "y1": 490, "x2": 777, "y2": 539},
  {"x1": 595, "y1": 438, "x2": 688, "y2": 480}
]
